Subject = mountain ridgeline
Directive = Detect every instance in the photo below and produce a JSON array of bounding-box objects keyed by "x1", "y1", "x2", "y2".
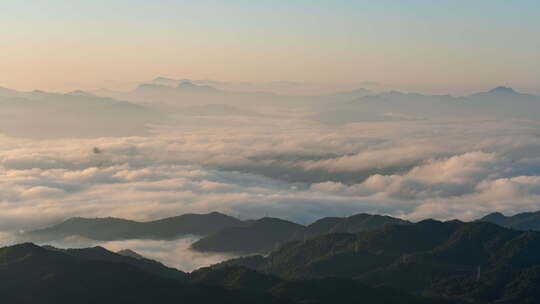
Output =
[
  {"x1": 10, "y1": 210, "x2": 540, "y2": 303},
  {"x1": 0, "y1": 243, "x2": 450, "y2": 304},
  {"x1": 27, "y1": 212, "x2": 409, "y2": 254},
  {"x1": 212, "y1": 219, "x2": 540, "y2": 303},
  {"x1": 27, "y1": 212, "x2": 246, "y2": 241},
  {"x1": 480, "y1": 210, "x2": 540, "y2": 231},
  {"x1": 192, "y1": 213, "x2": 408, "y2": 254},
  {"x1": 28, "y1": 209, "x2": 540, "y2": 257},
  {"x1": 0, "y1": 243, "x2": 283, "y2": 304}
]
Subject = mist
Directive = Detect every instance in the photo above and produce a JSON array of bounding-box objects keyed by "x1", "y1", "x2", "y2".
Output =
[{"x1": 3, "y1": 78, "x2": 540, "y2": 268}]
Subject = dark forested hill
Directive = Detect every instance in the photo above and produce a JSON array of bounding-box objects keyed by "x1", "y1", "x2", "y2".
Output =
[
  {"x1": 192, "y1": 266, "x2": 452, "y2": 304},
  {"x1": 27, "y1": 212, "x2": 410, "y2": 254},
  {"x1": 480, "y1": 210, "x2": 540, "y2": 231},
  {"x1": 10, "y1": 215, "x2": 540, "y2": 303},
  {"x1": 44, "y1": 245, "x2": 188, "y2": 281},
  {"x1": 0, "y1": 243, "x2": 451, "y2": 304},
  {"x1": 0, "y1": 243, "x2": 282, "y2": 304},
  {"x1": 213, "y1": 220, "x2": 540, "y2": 303},
  {"x1": 192, "y1": 213, "x2": 408, "y2": 254},
  {"x1": 305, "y1": 213, "x2": 409, "y2": 236},
  {"x1": 26, "y1": 212, "x2": 246, "y2": 241},
  {"x1": 192, "y1": 217, "x2": 305, "y2": 254}
]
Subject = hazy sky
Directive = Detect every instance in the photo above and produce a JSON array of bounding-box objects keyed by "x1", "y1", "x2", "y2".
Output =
[{"x1": 1, "y1": 0, "x2": 539, "y2": 92}]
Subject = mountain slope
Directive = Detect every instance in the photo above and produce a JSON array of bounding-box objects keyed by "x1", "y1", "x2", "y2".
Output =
[
  {"x1": 192, "y1": 213, "x2": 409, "y2": 254},
  {"x1": 328, "y1": 213, "x2": 410, "y2": 233},
  {"x1": 27, "y1": 212, "x2": 246, "y2": 241},
  {"x1": 215, "y1": 220, "x2": 540, "y2": 303},
  {"x1": 315, "y1": 87, "x2": 540, "y2": 125},
  {"x1": 192, "y1": 266, "x2": 450, "y2": 304},
  {"x1": 192, "y1": 217, "x2": 305, "y2": 254},
  {"x1": 0, "y1": 243, "x2": 450, "y2": 304},
  {"x1": 0, "y1": 243, "x2": 282, "y2": 304},
  {"x1": 480, "y1": 211, "x2": 540, "y2": 231},
  {"x1": 0, "y1": 89, "x2": 162, "y2": 138},
  {"x1": 45, "y1": 245, "x2": 188, "y2": 281}
]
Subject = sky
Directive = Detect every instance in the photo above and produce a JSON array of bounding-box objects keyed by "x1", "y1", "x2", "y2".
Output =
[{"x1": 1, "y1": 0, "x2": 539, "y2": 93}]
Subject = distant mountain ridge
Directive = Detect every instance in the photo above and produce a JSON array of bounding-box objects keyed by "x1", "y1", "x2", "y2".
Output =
[
  {"x1": 480, "y1": 210, "x2": 540, "y2": 231},
  {"x1": 192, "y1": 217, "x2": 305, "y2": 254},
  {"x1": 26, "y1": 212, "x2": 411, "y2": 254},
  {"x1": 0, "y1": 87, "x2": 162, "y2": 138},
  {"x1": 29, "y1": 209, "x2": 540, "y2": 258},
  {"x1": 27, "y1": 212, "x2": 246, "y2": 241},
  {"x1": 315, "y1": 86, "x2": 540, "y2": 124},
  {"x1": 193, "y1": 213, "x2": 409, "y2": 254}
]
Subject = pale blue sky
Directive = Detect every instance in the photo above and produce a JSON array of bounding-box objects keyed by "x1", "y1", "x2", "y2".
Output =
[{"x1": 1, "y1": 0, "x2": 539, "y2": 92}]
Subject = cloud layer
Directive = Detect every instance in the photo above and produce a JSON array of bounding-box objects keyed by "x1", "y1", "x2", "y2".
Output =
[
  {"x1": 2, "y1": 114, "x2": 540, "y2": 233},
  {"x1": 3, "y1": 84, "x2": 540, "y2": 269}
]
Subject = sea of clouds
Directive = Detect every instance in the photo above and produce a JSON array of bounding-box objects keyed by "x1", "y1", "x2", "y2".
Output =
[{"x1": 3, "y1": 82, "x2": 540, "y2": 270}]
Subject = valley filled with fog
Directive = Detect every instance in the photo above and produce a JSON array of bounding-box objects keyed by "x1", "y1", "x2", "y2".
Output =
[{"x1": 3, "y1": 79, "x2": 540, "y2": 270}]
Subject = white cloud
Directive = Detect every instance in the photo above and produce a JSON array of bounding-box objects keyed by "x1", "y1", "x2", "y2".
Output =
[
  {"x1": 4, "y1": 82, "x2": 540, "y2": 270},
  {"x1": 1, "y1": 115, "x2": 540, "y2": 232}
]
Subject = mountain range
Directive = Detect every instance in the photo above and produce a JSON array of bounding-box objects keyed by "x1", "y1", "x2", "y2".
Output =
[
  {"x1": 213, "y1": 219, "x2": 540, "y2": 303},
  {"x1": 27, "y1": 212, "x2": 245, "y2": 241},
  {"x1": 26, "y1": 212, "x2": 409, "y2": 254},
  {"x1": 314, "y1": 86, "x2": 540, "y2": 124},
  {"x1": 0, "y1": 87, "x2": 162, "y2": 138},
  {"x1": 0, "y1": 242, "x2": 453, "y2": 304},
  {"x1": 33, "y1": 209, "x2": 540, "y2": 256},
  {"x1": 480, "y1": 210, "x2": 540, "y2": 231},
  {"x1": 0, "y1": 243, "x2": 283, "y2": 304},
  {"x1": 3, "y1": 82, "x2": 538, "y2": 139},
  {"x1": 12, "y1": 209, "x2": 540, "y2": 303}
]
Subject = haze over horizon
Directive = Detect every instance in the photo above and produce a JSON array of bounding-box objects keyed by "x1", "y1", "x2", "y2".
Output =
[
  {"x1": 2, "y1": 0, "x2": 540, "y2": 285},
  {"x1": 2, "y1": 0, "x2": 539, "y2": 94}
]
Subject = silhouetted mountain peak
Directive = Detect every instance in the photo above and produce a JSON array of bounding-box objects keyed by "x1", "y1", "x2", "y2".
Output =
[
  {"x1": 178, "y1": 80, "x2": 196, "y2": 87},
  {"x1": 27, "y1": 212, "x2": 245, "y2": 241},
  {"x1": 153, "y1": 76, "x2": 177, "y2": 82},
  {"x1": 136, "y1": 83, "x2": 172, "y2": 90},
  {"x1": 66, "y1": 90, "x2": 95, "y2": 97},
  {"x1": 117, "y1": 249, "x2": 145, "y2": 260},
  {"x1": 5, "y1": 242, "x2": 43, "y2": 252},
  {"x1": 481, "y1": 211, "x2": 506, "y2": 222},
  {"x1": 256, "y1": 217, "x2": 300, "y2": 226},
  {"x1": 488, "y1": 86, "x2": 518, "y2": 95},
  {"x1": 416, "y1": 218, "x2": 444, "y2": 226},
  {"x1": 0, "y1": 243, "x2": 54, "y2": 263},
  {"x1": 479, "y1": 210, "x2": 540, "y2": 231},
  {"x1": 176, "y1": 81, "x2": 218, "y2": 92}
]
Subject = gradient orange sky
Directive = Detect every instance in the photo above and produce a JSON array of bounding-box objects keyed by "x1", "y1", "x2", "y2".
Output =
[{"x1": 1, "y1": 1, "x2": 539, "y2": 93}]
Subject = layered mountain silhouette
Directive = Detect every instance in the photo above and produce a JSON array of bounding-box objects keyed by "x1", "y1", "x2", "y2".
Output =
[
  {"x1": 192, "y1": 217, "x2": 305, "y2": 254},
  {"x1": 191, "y1": 266, "x2": 448, "y2": 304},
  {"x1": 315, "y1": 87, "x2": 540, "y2": 124},
  {"x1": 12, "y1": 210, "x2": 540, "y2": 303},
  {"x1": 0, "y1": 243, "x2": 281, "y2": 304},
  {"x1": 0, "y1": 242, "x2": 453, "y2": 304},
  {"x1": 0, "y1": 88, "x2": 162, "y2": 138},
  {"x1": 480, "y1": 210, "x2": 540, "y2": 231},
  {"x1": 42, "y1": 245, "x2": 188, "y2": 281},
  {"x1": 307, "y1": 213, "x2": 409, "y2": 235},
  {"x1": 193, "y1": 213, "x2": 409, "y2": 254},
  {"x1": 27, "y1": 212, "x2": 409, "y2": 254},
  {"x1": 27, "y1": 212, "x2": 246, "y2": 241},
  {"x1": 214, "y1": 219, "x2": 540, "y2": 303},
  {"x1": 3, "y1": 83, "x2": 538, "y2": 138}
]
